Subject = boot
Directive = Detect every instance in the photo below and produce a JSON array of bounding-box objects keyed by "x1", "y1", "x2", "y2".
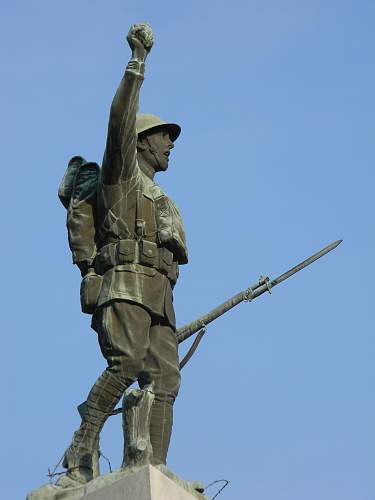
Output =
[
  {"x1": 149, "y1": 400, "x2": 206, "y2": 498},
  {"x1": 59, "y1": 442, "x2": 94, "y2": 486},
  {"x1": 57, "y1": 369, "x2": 131, "y2": 487}
]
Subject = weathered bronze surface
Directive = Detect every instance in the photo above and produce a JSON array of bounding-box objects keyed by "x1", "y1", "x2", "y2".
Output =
[
  {"x1": 122, "y1": 383, "x2": 155, "y2": 468},
  {"x1": 56, "y1": 23, "x2": 188, "y2": 489}
]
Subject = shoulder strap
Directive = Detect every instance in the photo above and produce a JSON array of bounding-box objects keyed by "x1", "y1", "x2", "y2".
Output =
[{"x1": 135, "y1": 178, "x2": 145, "y2": 239}]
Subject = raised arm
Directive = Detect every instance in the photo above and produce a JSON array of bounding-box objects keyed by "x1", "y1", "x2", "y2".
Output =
[{"x1": 102, "y1": 24, "x2": 153, "y2": 185}]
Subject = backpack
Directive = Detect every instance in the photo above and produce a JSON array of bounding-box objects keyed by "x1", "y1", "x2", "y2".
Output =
[{"x1": 58, "y1": 156, "x2": 100, "y2": 275}]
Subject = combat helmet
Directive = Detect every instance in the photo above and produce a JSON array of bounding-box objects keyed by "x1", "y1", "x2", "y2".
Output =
[{"x1": 136, "y1": 113, "x2": 181, "y2": 141}]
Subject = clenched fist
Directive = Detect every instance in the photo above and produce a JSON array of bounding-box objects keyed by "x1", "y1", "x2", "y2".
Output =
[{"x1": 127, "y1": 23, "x2": 154, "y2": 61}]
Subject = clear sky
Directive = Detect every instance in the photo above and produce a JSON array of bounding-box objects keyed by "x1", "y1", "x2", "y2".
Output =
[{"x1": 2, "y1": 1, "x2": 374, "y2": 499}]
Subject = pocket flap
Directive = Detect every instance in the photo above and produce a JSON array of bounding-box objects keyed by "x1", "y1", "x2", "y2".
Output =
[
  {"x1": 115, "y1": 264, "x2": 157, "y2": 277},
  {"x1": 118, "y1": 239, "x2": 136, "y2": 256},
  {"x1": 142, "y1": 240, "x2": 157, "y2": 258}
]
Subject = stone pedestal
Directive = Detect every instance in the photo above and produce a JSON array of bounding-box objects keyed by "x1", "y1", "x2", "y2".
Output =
[
  {"x1": 84, "y1": 465, "x2": 199, "y2": 499},
  {"x1": 27, "y1": 465, "x2": 205, "y2": 500}
]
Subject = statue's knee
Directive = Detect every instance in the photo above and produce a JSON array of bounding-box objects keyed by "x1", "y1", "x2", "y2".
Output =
[
  {"x1": 107, "y1": 357, "x2": 142, "y2": 384},
  {"x1": 139, "y1": 368, "x2": 180, "y2": 403},
  {"x1": 154, "y1": 378, "x2": 181, "y2": 405}
]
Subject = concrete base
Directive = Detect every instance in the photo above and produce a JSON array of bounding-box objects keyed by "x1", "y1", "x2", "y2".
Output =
[
  {"x1": 86, "y1": 465, "x2": 201, "y2": 500},
  {"x1": 27, "y1": 465, "x2": 206, "y2": 500}
]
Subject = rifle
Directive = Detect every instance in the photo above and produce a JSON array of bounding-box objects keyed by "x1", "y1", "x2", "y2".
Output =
[
  {"x1": 110, "y1": 239, "x2": 342, "y2": 415},
  {"x1": 178, "y1": 239, "x2": 342, "y2": 368}
]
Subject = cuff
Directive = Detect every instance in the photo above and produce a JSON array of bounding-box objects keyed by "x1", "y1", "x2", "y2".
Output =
[{"x1": 126, "y1": 58, "x2": 145, "y2": 78}]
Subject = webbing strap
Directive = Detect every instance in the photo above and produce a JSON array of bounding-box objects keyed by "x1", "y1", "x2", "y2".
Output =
[{"x1": 135, "y1": 184, "x2": 145, "y2": 239}]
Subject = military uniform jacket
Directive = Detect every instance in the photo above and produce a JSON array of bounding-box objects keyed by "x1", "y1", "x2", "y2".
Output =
[{"x1": 95, "y1": 61, "x2": 188, "y2": 328}]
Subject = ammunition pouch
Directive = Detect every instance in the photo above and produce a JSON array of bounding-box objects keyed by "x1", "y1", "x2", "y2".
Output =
[
  {"x1": 80, "y1": 272, "x2": 103, "y2": 314},
  {"x1": 95, "y1": 239, "x2": 177, "y2": 283}
]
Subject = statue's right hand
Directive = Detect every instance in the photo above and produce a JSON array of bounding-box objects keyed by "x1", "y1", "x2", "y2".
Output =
[{"x1": 127, "y1": 23, "x2": 154, "y2": 61}]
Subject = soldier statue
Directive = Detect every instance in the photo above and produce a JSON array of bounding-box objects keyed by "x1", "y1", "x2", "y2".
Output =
[
  {"x1": 57, "y1": 23, "x2": 188, "y2": 488},
  {"x1": 26, "y1": 17, "x2": 344, "y2": 500}
]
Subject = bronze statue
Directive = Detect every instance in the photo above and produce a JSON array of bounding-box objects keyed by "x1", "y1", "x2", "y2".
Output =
[
  {"x1": 27, "y1": 21, "x2": 343, "y2": 500},
  {"x1": 58, "y1": 23, "x2": 188, "y2": 488}
]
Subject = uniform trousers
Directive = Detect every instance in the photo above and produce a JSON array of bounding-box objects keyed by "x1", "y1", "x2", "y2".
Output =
[{"x1": 67, "y1": 300, "x2": 181, "y2": 471}]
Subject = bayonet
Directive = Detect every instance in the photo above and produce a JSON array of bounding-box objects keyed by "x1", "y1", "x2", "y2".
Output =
[{"x1": 177, "y1": 240, "x2": 343, "y2": 350}]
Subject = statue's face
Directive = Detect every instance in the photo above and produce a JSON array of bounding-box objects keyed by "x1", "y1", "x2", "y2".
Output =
[{"x1": 138, "y1": 128, "x2": 174, "y2": 172}]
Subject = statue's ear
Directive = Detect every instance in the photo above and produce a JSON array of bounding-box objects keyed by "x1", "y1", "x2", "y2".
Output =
[{"x1": 136, "y1": 137, "x2": 147, "y2": 152}]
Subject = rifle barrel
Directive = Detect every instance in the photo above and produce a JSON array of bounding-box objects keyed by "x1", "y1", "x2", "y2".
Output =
[
  {"x1": 176, "y1": 279, "x2": 265, "y2": 344},
  {"x1": 176, "y1": 240, "x2": 342, "y2": 345}
]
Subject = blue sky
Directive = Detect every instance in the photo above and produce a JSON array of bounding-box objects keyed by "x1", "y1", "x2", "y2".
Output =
[{"x1": 1, "y1": 1, "x2": 374, "y2": 499}]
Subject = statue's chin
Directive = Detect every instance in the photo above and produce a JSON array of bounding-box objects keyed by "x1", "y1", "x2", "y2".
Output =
[{"x1": 156, "y1": 161, "x2": 169, "y2": 172}]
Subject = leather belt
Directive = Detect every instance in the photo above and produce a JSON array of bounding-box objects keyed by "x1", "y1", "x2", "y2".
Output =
[{"x1": 95, "y1": 239, "x2": 174, "y2": 277}]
